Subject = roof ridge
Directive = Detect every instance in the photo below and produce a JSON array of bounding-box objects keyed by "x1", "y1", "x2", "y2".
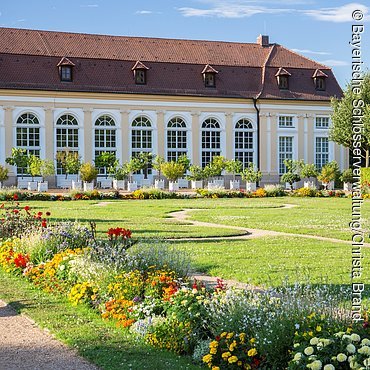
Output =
[{"x1": 257, "y1": 44, "x2": 276, "y2": 99}]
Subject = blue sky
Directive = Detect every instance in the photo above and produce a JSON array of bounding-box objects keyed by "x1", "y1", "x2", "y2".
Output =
[{"x1": 0, "y1": 0, "x2": 369, "y2": 87}]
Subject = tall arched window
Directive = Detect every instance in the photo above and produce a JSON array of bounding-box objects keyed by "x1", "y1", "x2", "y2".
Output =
[
  {"x1": 131, "y1": 116, "x2": 153, "y2": 174},
  {"x1": 16, "y1": 113, "x2": 40, "y2": 174},
  {"x1": 201, "y1": 118, "x2": 221, "y2": 167},
  {"x1": 167, "y1": 117, "x2": 187, "y2": 161},
  {"x1": 56, "y1": 114, "x2": 79, "y2": 174},
  {"x1": 94, "y1": 115, "x2": 117, "y2": 175},
  {"x1": 234, "y1": 119, "x2": 254, "y2": 168}
]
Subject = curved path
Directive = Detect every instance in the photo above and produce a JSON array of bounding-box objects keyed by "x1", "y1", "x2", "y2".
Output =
[
  {"x1": 166, "y1": 207, "x2": 370, "y2": 247},
  {"x1": 0, "y1": 300, "x2": 99, "y2": 370}
]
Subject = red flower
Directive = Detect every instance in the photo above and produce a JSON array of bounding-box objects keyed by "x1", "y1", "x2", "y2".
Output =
[
  {"x1": 46, "y1": 211, "x2": 51, "y2": 216},
  {"x1": 37, "y1": 211, "x2": 43, "y2": 217},
  {"x1": 13, "y1": 209, "x2": 19, "y2": 214},
  {"x1": 41, "y1": 219, "x2": 47, "y2": 228},
  {"x1": 215, "y1": 335, "x2": 221, "y2": 341},
  {"x1": 13, "y1": 194, "x2": 18, "y2": 201},
  {"x1": 14, "y1": 253, "x2": 29, "y2": 268},
  {"x1": 24, "y1": 206, "x2": 30, "y2": 212}
]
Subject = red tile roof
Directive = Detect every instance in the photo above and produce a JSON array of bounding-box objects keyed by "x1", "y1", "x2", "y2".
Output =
[{"x1": 0, "y1": 27, "x2": 342, "y2": 101}]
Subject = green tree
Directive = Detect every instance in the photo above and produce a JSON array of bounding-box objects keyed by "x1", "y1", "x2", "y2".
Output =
[
  {"x1": 225, "y1": 159, "x2": 243, "y2": 181},
  {"x1": 56, "y1": 150, "x2": 81, "y2": 179},
  {"x1": 280, "y1": 159, "x2": 302, "y2": 189},
  {"x1": 161, "y1": 161, "x2": 185, "y2": 182},
  {"x1": 153, "y1": 155, "x2": 165, "y2": 179},
  {"x1": 330, "y1": 72, "x2": 370, "y2": 166},
  {"x1": 94, "y1": 152, "x2": 117, "y2": 179},
  {"x1": 5, "y1": 148, "x2": 30, "y2": 178}
]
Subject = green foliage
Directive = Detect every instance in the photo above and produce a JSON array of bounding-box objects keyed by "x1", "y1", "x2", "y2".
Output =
[
  {"x1": 225, "y1": 159, "x2": 243, "y2": 180},
  {"x1": 361, "y1": 167, "x2": 370, "y2": 185},
  {"x1": 241, "y1": 163, "x2": 262, "y2": 182},
  {"x1": 318, "y1": 161, "x2": 340, "y2": 183},
  {"x1": 152, "y1": 155, "x2": 165, "y2": 178},
  {"x1": 281, "y1": 160, "x2": 303, "y2": 188},
  {"x1": 135, "y1": 152, "x2": 153, "y2": 179},
  {"x1": 28, "y1": 157, "x2": 55, "y2": 181},
  {"x1": 330, "y1": 72, "x2": 370, "y2": 166},
  {"x1": 112, "y1": 164, "x2": 129, "y2": 180},
  {"x1": 206, "y1": 156, "x2": 227, "y2": 177},
  {"x1": 28, "y1": 155, "x2": 42, "y2": 179},
  {"x1": 187, "y1": 165, "x2": 206, "y2": 181},
  {"x1": 0, "y1": 165, "x2": 9, "y2": 182},
  {"x1": 126, "y1": 157, "x2": 143, "y2": 180},
  {"x1": 176, "y1": 154, "x2": 191, "y2": 172},
  {"x1": 56, "y1": 150, "x2": 81, "y2": 178},
  {"x1": 300, "y1": 163, "x2": 319, "y2": 179},
  {"x1": 94, "y1": 152, "x2": 117, "y2": 178},
  {"x1": 340, "y1": 168, "x2": 354, "y2": 183},
  {"x1": 264, "y1": 184, "x2": 286, "y2": 197},
  {"x1": 5, "y1": 148, "x2": 29, "y2": 178},
  {"x1": 161, "y1": 161, "x2": 185, "y2": 182},
  {"x1": 79, "y1": 162, "x2": 98, "y2": 182}
]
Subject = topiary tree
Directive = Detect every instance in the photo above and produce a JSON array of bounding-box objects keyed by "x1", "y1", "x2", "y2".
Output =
[
  {"x1": 56, "y1": 150, "x2": 81, "y2": 179},
  {"x1": 153, "y1": 155, "x2": 165, "y2": 180},
  {"x1": 28, "y1": 155, "x2": 42, "y2": 181},
  {"x1": 5, "y1": 148, "x2": 30, "y2": 178},
  {"x1": 177, "y1": 154, "x2": 191, "y2": 173},
  {"x1": 0, "y1": 164, "x2": 9, "y2": 187},
  {"x1": 186, "y1": 165, "x2": 205, "y2": 181},
  {"x1": 135, "y1": 152, "x2": 153, "y2": 179},
  {"x1": 94, "y1": 152, "x2": 117, "y2": 179},
  {"x1": 241, "y1": 163, "x2": 262, "y2": 183},
  {"x1": 79, "y1": 162, "x2": 98, "y2": 183},
  {"x1": 161, "y1": 161, "x2": 185, "y2": 182},
  {"x1": 207, "y1": 156, "x2": 227, "y2": 179},
  {"x1": 39, "y1": 159, "x2": 55, "y2": 182},
  {"x1": 126, "y1": 157, "x2": 143, "y2": 182},
  {"x1": 301, "y1": 163, "x2": 319, "y2": 180},
  {"x1": 225, "y1": 159, "x2": 243, "y2": 181},
  {"x1": 318, "y1": 161, "x2": 340, "y2": 188},
  {"x1": 280, "y1": 159, "x2": 302, "y2": 190}
]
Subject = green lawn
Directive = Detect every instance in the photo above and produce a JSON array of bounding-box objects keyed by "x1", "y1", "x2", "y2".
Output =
[{"x1": 0, "y1": 270, "x2": 200, "y2": 370}]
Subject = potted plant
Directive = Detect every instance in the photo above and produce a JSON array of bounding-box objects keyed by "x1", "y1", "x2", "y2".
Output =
[
  {"x1": 28, "y1": 155, "x2": 42, "y2": 191},
  {"x1": 0, "y1": 164, "x2": 9, "y2": 189},
  {"x1": 318, "y1": 161, "x2": 339, "y2": 190},
  {"x1": 340, "y1": 168, "x2": 354, "y2": 191},
  {"x1": 136, "y1": 152, "x2": 153, "y2": 187},
  {"x1": 79, "y1": 162, "x2": 98, "y2": 191},
  {"x1": 94, "y1": 152, "x2": 116, "y2": 189},
  {"x1": 241, "y1": 163, "x2": 262, "y2": 192},
  {"x1": 187, "y1": 165, "x2": 205, "y2": 189},
  {"x1": 6, "y1": 148, "x2": 30, "y2": 189},
  {"x1": 301, "y1": 163, "x2": 318, "y2": 188},
  {"x1": 153, "y1": 155, "x2": 165, "y2": 189},
  {"x1": 127, "y1": 157, "x2": 142, "y2": 191},
  {"x1": 280, "y1": 159, "x2": 301, "y2": 190},
  {"x1": 112, "y1": 163, "x2": 129, "y2": 190},
  {"x1": 177, "y1": 154, "x2": 191, "y2": 188},
  {"x1": 38, "y1": 159, "x2": 55, "y2": 192},
  {"x1": 56, "y1": 150, "x2": 81, "y2": 189},
  {"x1": 161, "y1": 161, "x2": 185, "y2": 192},
  {"x1": 225, "y1": 159, "x2": 243, "y2": 190},
  {"x1": 207, "y1": 156, "x2": 227, "y2": 189}
]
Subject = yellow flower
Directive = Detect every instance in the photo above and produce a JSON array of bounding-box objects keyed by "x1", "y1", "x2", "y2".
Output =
[
  {"x1": 220, "y1": 332, "x2": 227, "y2": 338},
  {"x1": 202, "y1": 354, "x2": 213, "y2": 363},
  {"x1": 239, "y1": 333, "x2": 246, "y2": 343},
  {"x1": 210, "y1": 348, "x2": 217, "y2": 354},
  {"x1": 248, "y1": 348, "x2": 257, "y2": 357},
  {"x1": 212, "y1": 367, "x2": 220, "y2": 370},
  {"x1": 228, "y1": 356, "x2": 238, "y2": 364},
  {"x1": 237, "y1": 361, "x2": 243, "y2": 366},
  {"x1": 229, "y1": 340, "x2": 237, "y2": 351},
  {"x1": 316, "y1": 326, "x2": 322, "y2": 332},
  {"x1": 222, "y1": 351, "x2": 231, "y2": 360},
  {"x1": 308, "y1": 331, "x2": 313, "y2": 336},
  {"x1": 210, "y1": 341, "x2": 219, "y2": 348},
  {"x1": 226, "y1": 332, "x2": 234, "y2": 339},
  {"x1": 249, "y1": 337, "x2": 256, "y2": 344}
]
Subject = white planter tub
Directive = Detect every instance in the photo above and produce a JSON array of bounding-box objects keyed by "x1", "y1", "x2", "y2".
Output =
[
  {"x1": 72, "y1": 180, "x2": 82, "y2": 190},
  {"x1": 344, "y1": 182, "x2": 352, "y2": 191},
  {"x1": 37, "y1": 181, "x2": 48, "y2": 192},
  {"x1": 128, "y1": 182, "x2": 138, "y2": 192},
  {"x1": 154, "y1": 179, "x2": 165, "y2": 190},
  {"x1": 304, "y1": 181, "x2": 315, "y2": 189},
  {"x1": 83, "y1": 181, "x2": 94, "y2": 191},
  {"x1": 178, "y1": 178, "x2": 188, "y2": 188},
  {"x1": 17, "y1": 178, "x2": 29, "y2": 189},
  {"x1": 58, "y1": 178, "x2": 72, "y2": 189},
  {"x1": 322, "y1": 181, "x2": 334, "y2": 190},
  {"x1": 98, "y1": 178, "x2": 112, "y2": 189},
  {"x1": 230, "y1": 180, "x2": 240, "y2": 190},
  {"x1": 27, "y1": 181, "x2": 38, "y2": 191},
  {"x1": 191, "y1": 180, "x2": 203, "y2": 189},
  {"x1": 141, "y1": 178, "x2": 151, "y2": 188},
  {"x1": 169, "y1": 181, "x2": 179, "y2": 192},
  {"x1": 246, "y1": 182, "x2": 257, "y2": 192},
  {"x1": 113, "y1": 179, "x2": 125, "y2": 190}
]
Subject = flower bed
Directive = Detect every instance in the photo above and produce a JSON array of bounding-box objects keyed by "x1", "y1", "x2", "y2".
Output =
[{"x1": 0, "y1": 199, "x2": 369, "y2": 369}]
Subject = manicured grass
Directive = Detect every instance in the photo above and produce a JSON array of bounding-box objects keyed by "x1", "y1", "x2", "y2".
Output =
[
  {"x1": 171, "y1": 236, "x2": 370, "y2": 288},
  {"x1": 0, "y1": 270, "x2": 201, "y2": 370}
]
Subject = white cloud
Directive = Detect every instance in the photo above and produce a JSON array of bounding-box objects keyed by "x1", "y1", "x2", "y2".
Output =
[
  {"x1": 178, "y1": 5, "x2": 293, "y2": 18},
  {"x1": 292, "y1": 48, "x2": 331, "y2": 56},
  {"x1": 318, "y1": 59, "x2": 350, "y2": 67},
  {"x1": 135, "y1": 10, "x2": 162, "y2": 15},
  {"x1": 16, "y1": 19, "x2": 26, "y2": 22},
  {"x1": 303, "y1": 3, "x2": 369, "y2": 22},
  {"x1": 80, "y1": 4, "x2": 99, "y2": 8}
]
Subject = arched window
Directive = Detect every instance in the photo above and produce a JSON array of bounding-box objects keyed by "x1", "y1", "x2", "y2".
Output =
[
  {"x1": 56, "y1": 114, "x2": 79, "y2": 175},
  {"x1": 94, "y1": 115, "x2": 117, "y2": 175},
  {"x1": 234, "y1": 119, "x2": 254, "y2": 168},
  {"x1": 131, "y1": 116, "x2": 153, "y2": 174},
  {"x1": 201, "y1": 118, "x2": 221, "y2": 167},
  {"x1": 167, "y1": 117, "x2": 187, "y2": 161},
  {"x1": 16, "y1": 113, "x2": 40, "y2": 175}
]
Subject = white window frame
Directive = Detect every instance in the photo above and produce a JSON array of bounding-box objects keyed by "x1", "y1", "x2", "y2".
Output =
[
  {"x1": 233, "y1": 117, "x2": 256, "y2": 169},
  {"x1": 166, "y1": 116, "x2": 188, "y2": 162},
  {"x1": 278, "y1": 114, "x2": 296, "y2": 129},
  {"x1": 277, "y1": 135, "x2": 297, "y2": 174},
  {"x1": 315, "y1": 115, "x2": 330, "y2": 130},
  {"x1": 201, "y1": 117, "x2": 222, "y2": 168},
  {"x1": 315, "y1": 136, "x2": 330, "y2": 170}
]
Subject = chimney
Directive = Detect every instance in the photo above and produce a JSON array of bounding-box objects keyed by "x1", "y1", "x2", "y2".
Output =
[{"x1": 257, "y1": 34, "x2": 269, "y2": 47}]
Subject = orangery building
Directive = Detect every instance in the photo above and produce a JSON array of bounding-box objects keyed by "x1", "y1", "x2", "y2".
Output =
[{"x1": 0, "y1": 27, "x2": 347, "y2": 186}]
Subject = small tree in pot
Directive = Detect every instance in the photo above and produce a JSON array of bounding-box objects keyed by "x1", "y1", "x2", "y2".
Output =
[
  {"x1": 38, "y1": 159, "x2": 55, "y2": 191},
  {"x1": 0, "y1": 165, "x2": 9, "y2": 189},
  {"x1": 241, "y1": 163, "x2": 262, "y2": 192},
  {"x1": 301, "y1": 163, "x2": 319, "y2": 188},
  {"x1": 127, "y1": 157, "x2": 143, "y2": 191},
  {"x1": 136, "y1": 152, "x2": 152, "y2": 183},
  {"x1": 79, "y1": 162, "x2": 98, "y2": 191},
  {"x1": 207, "y1": 156, "x2": 227, "y2": 188},
  {"x1": 177, "y1": 154, "x2": 191, "y2": 188},
  {"x1": 318, "y1": 161, "x2": 339, "y2": 190},
  {"x1": 56, "y1": 150, "x2": 81, "y2": 189},
  {"x1": 112, "y1": 163, "x2": 129, "y2": 190},
  {"x1": 94, "y1": 152, "x2": 116, "y2": 188},
  {"x1": 6, "y1": 148, "x2": 30, "y2": 180},
  {"x1": 161, "y1": 161, "x2": 185, "y2": 192},
  {"x1": 153, "y1": 155, "x2": 165, "y2": 189},
  {"x1": 28, "y1": 155, "x2": 42, "y2": 190},
  {"x1": 225, "y1": 159, "x2": 243, "y2": 190},
  {"x1": 187, "y1": 165, "x2": 205, "y2": 189},
  {"x1": 340, "y1": 168, "x2": 354, "y2": 191},
  {"x1": 281, "y1": 159, "x2": 301, "y2": 190}
]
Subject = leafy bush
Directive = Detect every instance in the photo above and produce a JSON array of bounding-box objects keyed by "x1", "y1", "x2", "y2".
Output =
[
  {"x1": 161, "y1": 161, "x2": 185, "y2": 182},
  {"x1": 0, "y1": 165, "x2": 9, "y2": 183},
  {"x1": 318, "y1": 161, "x2": 340, "y2": 184},
  {"x1": 361, "y1": 167, "x2": 370, "y2": 186},
  {"x1": 196, "y1": 189, "x2": 246, "y2": 198},
  {"x1": 340, "y1": 168, "x2": 354, "y2": 183},
  {"x1": 241, "y1": 163, "x2": 262, "y2": 182},
  {"x1": 79, "y1": 162, "x2": 98, "y2": 182},
  {"x1": 293, "y1": 187, "x2": 318, "y2": 197},
  {"x1": 264, "y1": 184, "x2": 286, "y2": 197}
]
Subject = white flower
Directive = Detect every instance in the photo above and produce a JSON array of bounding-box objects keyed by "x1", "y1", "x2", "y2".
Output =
[
  {"x1": 347, "y1": 344, "x2": 356, "y2": 354},
  {"x1": 358, "y1": 346, "x2": 370, "y2": 355},
  {"x1": 295, "y1": 323, "x2": 300, "y2": 329},
  {"x1": 304, "y1": 347, "x2": 315, "y2": 356},
  {"x1": 294, "y1": 343, "x2": 300, "y2": 348},
  {"x1": 323, "y1": 365, "x2": 335, "y2": 370},
  {"x1": 364, "y1": 358, "x2": 370, "y2": 367},
  {"x1": 337, "y1": 353, "x2": 347, "y2": 362},
  {"x1": 293, "y1": 352, "x2": 302, "y2": 362},
  {"x1": 334, "y1": 332, "x2": 345, "y2": 338},
  {"x1": 59, "y1": 264, "x2": 66, "y2": 271},
  {"x1": 308, "y1": 360, "x2": 322, "y2": 370},
  {"x1": 361, "y1": 338, "x2": 370, "y2": 346},
  {"x1": 350, "y1": 334, "x2": 361, "y2": 342},
  {"x1": 310, "y1": 337, "x2": 319, "y2": 345}
]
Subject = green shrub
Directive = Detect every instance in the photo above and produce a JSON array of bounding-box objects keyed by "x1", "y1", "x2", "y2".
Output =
[
  {"x1": 264, "y1": 184, "x2": 286, "y2": 197},
  {"x1": 361, "y1": 167, "x2": 370, "y2": 186},
  {"x1": 293, "y1": 187, "x2": 318, "y2": 197}
]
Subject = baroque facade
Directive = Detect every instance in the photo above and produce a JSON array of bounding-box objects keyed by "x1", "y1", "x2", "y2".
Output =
[{"x1": 0, "y1": 28, "x2": 346, "y2": 185}]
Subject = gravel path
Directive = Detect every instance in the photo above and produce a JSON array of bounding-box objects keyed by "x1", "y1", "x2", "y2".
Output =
[{"x1": 0, "y1": 300, "x2": 99, "y2": 370}]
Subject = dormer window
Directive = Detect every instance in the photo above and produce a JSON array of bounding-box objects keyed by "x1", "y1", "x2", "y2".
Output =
[
  {"x1": 57, "y1": 57, "x2": 75, "y2": 82},
  {"x1": 312, "y1": 69, "x2": 328, "y2": 91},
  {"x1": 275, "y1": 67, "x2": 291, "y2": 90},
  {"x1": 202, "y1": 64, "x2": 218, "y2": 88},
  {"x1": 132, "y1": 61, "x2": 149, "y2": 85}
]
